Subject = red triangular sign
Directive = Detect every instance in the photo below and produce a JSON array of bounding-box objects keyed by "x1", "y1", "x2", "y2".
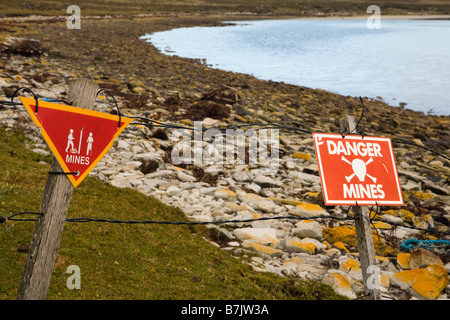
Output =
[{"x1": 20, "y1": 96, "x2": 133, "y2": 188}]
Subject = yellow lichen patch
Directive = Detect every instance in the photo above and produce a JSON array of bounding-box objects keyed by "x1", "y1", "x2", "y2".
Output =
[
  {"x1": 413, "y1": 280, "x2": 442, "y2": 300},
  {"x1": 371, "y1": 232, "x2": 396, "y2": 257},
  {"x1": 323, "y1": 226, "x2": 358, "y2": 248},
  {"x1": 304, "y1": 192, "x2": 319, "y2": 202},
  {"x1": 340, "y1": 258, "x2": 361, "y2": 273},
  {"x1": 234, "y1": 228, "x2": 279, "y2": 246},
  {"x1": 324, "y1": 225, "x2": 394, "y2": 256},
  {"x1": 397, "y1": 253, "x2": 411, "y2": 269},
  {"x1": 402, "y1": 192, "x2": 409, "y2": 203},
  {"x1": 224, "y1": 202, "x2": 248, "y2": 213},
  {"x1": 380, "y1": 273, "x2": 390, "y2": 287},
  {"x1": 412, "y1": 214, "x2": 434, "y2": 229},
  {"x1": 169, "y1": 165, "x2": 184, "y2": 171},
  {"x1": 248, "y1": 212, "x2": 263, "y2": 219},
  {"x1": 408, "y1": 191, "x2": 435, "y2": 200},
  {"x1": 243, "y1": 242, "x2": 283, "y2": 257},
  {"x1": 383, "y1": 209, "x2": 415, "y2": 222},
  {"x1": 371, "y1": 221, "x2": 391, "y2": 229},
  {"x1": 295, "y1": 202, "x2": 325, "y2": 214},
  {"x1": 181, "y1": 119, "x2": 194, "y2": 126},
  {"x1": 322, "y1": 272, "x2": 356, "y2": 299},
  {"x1": 334, "y1": 273, "x2": 352, "y2": 288},
  {"x1": 291, "y1": 239, "x2": 316, "y2": 255},
  {"x1": 234, "y1": 115, "x2": 247, "y2": 123},
  {"x1": 375, "y1": 256, "x2": 389, "y2": 263},
  {"x1": 322, "y1": 240, "x2": 332, "y2": 250},
  {"x1": 333, "y1": 241, "x2": 351, "y2": 253},
  {"x1": 214, "y1": 188, "x2": 237, "y2": 200},
  {"x1": 292, "y1": 152, "x2": 311, "y2": 161},
  {"x1": 393, "y1": 265, "x2": 449, "y2": 300},
  {"x1": 283, "y1": 237, "x2": 317, "y2": 254},
  {"x1": 269, "y1": 197, "x2": 303, "y2": 206}
]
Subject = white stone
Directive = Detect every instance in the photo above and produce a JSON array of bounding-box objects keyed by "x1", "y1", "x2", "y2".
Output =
[
  {"x1": 177, "y1": 170, "x2": 196, "y2": 182},
  {"x1": 190, "y1": 215, "x2": 213, "y2": 223},
  {"x1": 253, "y1": 174, "x2": 280, "y2": 187},
  {"x1": 245, "y1": 183, "x2": 261, "y2": 194},
  {"x1": 289, "y1": 171, "x2": 321, "y2": 185},
  {"x1": 300, "y1": 237, "x2": 327, "y2": 252},
  {"x1": 116, "y1": 140, "x2": 130, "y2": 151},
  {"x1": 214, "y1": 188, "x2": 236, "y2": 201},
  {"x1": 237, "y1": 191, "x2": 278, "y2": 213},
  {"x1": 145, "y1": 170, "x2": 174, "y2": 179},
  {"x1": 444, "y1": 262, "x2": 450, "y2": 274},
  {"x1": 322, "y1": 271, "x2": 357, "y2": 299},
  {"x1": 32, "y1": 148, "x2": 50, "y2": 156},
  {"x1": 232, "y1": 169, "x2": 253, "y2": 182},
  {"x1": 293, "y1": 220, "x2": 323, "y2": 239},
  {"x1": 166, "y1": 186, "x2": 181, "y2": 197},
  {"x1": 234, "y1": 228, "x2": 279, "y2": 245},
  {"x1": 205, "y1": 165, "x2": 224, "y2": 176},
  {"x1": 202, "y1": 117, "x2": 220, "y2": 127}
]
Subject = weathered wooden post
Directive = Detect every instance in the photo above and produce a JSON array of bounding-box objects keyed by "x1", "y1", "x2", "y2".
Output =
[
  {"x1": 17, "y1": 79, "x2": 99, "y2": 300},
  {"x1": 340, "y1": 112, "x2": 381, "y2": 300}
]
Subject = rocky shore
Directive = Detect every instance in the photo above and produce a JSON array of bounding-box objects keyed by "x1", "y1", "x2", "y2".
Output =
[{"x1": 1, "y1": 14, "x2": 449, "y2": 300}]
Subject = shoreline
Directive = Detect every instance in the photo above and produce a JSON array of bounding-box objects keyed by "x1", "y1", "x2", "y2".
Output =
[
  {"x1": 290, "y1": 14, "x2": 450, "y2": 20},
  {"x1": 1, "y1": 13, "x2": 450, "y2": 22},
  {"x1": 145, "y1": 15, "x2": 450, "y2": 116}
]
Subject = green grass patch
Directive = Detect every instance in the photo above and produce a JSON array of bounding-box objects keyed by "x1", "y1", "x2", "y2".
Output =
[{"x1": 0, "y1": 127, "x2": 345, "y2": 300}]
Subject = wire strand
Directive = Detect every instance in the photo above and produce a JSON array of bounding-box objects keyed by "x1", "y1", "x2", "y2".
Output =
[{"x1": 3, "y1": 211, "x2": 449, "y2": 236}]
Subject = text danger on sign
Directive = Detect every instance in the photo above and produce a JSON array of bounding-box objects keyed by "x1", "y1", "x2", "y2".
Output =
[{"x1": 313, "y1": 133, "x2": 404, "y2": 206}]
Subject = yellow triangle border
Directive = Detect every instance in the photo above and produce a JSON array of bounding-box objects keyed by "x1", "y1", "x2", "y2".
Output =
[{"x1": 20, "y1": 96, "x2": 133, "y2": 188}]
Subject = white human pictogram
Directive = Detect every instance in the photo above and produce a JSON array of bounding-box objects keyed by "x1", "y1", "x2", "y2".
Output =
[
  {"x1": 341, "y1": 156, "x2": 377, "y2": 183},
  {"x1": 65, "y1": 129, "x2": 77, "y2": 153},
  {"x1": 86, "y1": 132, "x2": 94, "y2": 155}
]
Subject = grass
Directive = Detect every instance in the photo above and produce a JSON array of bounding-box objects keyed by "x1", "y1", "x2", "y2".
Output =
[
  {"x1": 0, "y1": 127, "x2": 346, "y2": 300},
  {"x1": 0, "y1": 0, "x2": 449, "y2": 16}
]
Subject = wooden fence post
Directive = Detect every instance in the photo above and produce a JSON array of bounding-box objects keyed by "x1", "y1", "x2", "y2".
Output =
[
  {"x1": 17, "y1": 79, "x2": 99, "y2": 300},
  {"x1": 340, "y1": 113, "x2": 381, "y2": 300}
]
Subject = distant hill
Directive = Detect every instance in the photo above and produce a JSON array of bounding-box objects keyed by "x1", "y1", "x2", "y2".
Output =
[{"x1": 0, "y1": 0, "x2": 449, "y2": 17}]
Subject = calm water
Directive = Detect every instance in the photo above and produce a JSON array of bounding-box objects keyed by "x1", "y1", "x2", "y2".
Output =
[{"x1": 142, "y1": 19, "x2": 450, "y2": 115}]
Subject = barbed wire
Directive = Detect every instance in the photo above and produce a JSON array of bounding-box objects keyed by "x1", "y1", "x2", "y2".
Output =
[
  {"x1": 0, "y1": 88, "x2": 449, "y2": 161},
  {"x1": 0, "y1": 88, "x2": 449, "y2": 236},
  {"x1": 2, "y1": 211, "x2": 449, "y2": 236}
]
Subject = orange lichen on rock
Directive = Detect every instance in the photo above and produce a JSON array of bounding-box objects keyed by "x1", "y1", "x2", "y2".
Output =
[
  {"x1": 323, "y1": 225, "x2": 395, "y2": 256},
  {"x1": 333, "y1": 241, "x2": 351, "y2": 253},
  {"x1": 292, "y1": 152, "x2": 311, "y2": 161},
  {"x1": 393, "y1": 264, "x2": 449, "y2": 300},
  {"x1": 323, "y1": 226, "x2": 358, "y2": 248},
  {"x1": 397, "y1": 252, "x2": 411, "y2": 269},
  {"x1": 340, "y1": 258, "x2": 361, "y2": 273}
]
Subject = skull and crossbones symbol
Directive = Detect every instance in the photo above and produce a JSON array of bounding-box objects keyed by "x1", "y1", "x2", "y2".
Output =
[{"x1": 341, "y1": 156, "x2": 377, "y2": 183}]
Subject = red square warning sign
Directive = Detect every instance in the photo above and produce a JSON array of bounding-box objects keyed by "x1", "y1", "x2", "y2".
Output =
[{"x1": 313, "y1": 133, "x2": 404, "y2": 206}]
